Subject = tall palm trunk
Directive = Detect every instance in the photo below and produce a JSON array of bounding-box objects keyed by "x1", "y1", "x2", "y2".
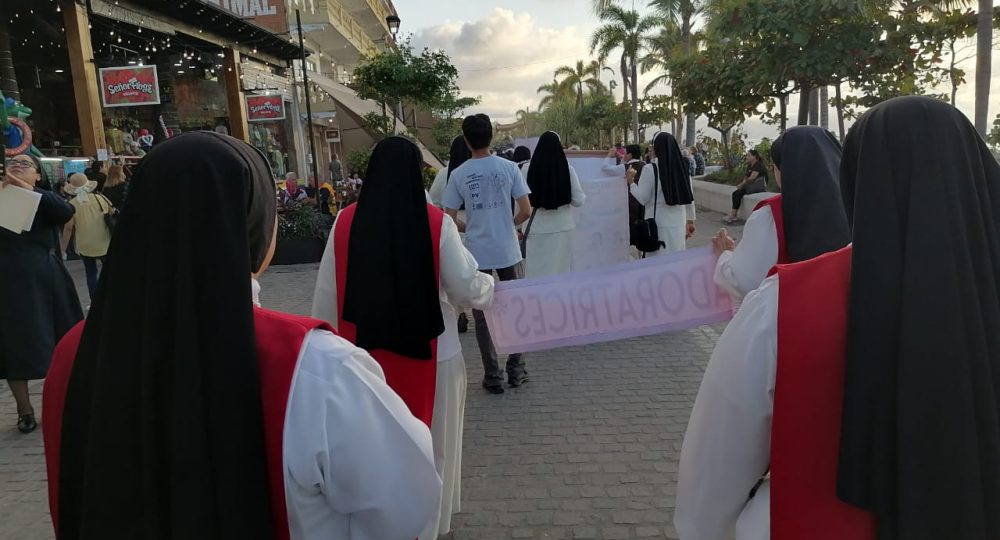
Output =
[
  {"x1": 808, "y1": 88, "x2": 819, "y2": 126},
  {"x1": 835, "y1": 82, "x2": 846, "y2": 142},
  {"x1": 797, "y1": 82, "x2": 812, "y2": 125},
  {"x1": 631, "y1": 54, "x2": 640, "y2": 143},
  {"x1": 621, "y1": 54, "x2": 630, "y2": 143},
  {"x1": 820, "y1": 86, "x2": 829, "y2": 129},
  {"x1": 0, "y1": 1, "x2": 19, "y2": 102},
  {"x1": 778, "y1": 95, "x2": 788, "y2": 133},
  {"x1": 974, "y1": 0, "x2": 992, "y2": 137},
  {"x1": 682, "y1": 28, "x2": 695, "y2": 147}
]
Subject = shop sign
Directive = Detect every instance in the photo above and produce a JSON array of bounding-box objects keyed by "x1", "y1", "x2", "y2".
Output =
[
  {"x1": 100, "y1": 66, "x2": 161, "y2": 108},
  {"x1": 197, "y1": 0, "x2": 279, "y2": 17},
  {"x1": 325, "y1": 129, "x2": 341, "y2": 143},
  {"x1": 246, "y1": 95, "x2": 286, "y2": 121}
]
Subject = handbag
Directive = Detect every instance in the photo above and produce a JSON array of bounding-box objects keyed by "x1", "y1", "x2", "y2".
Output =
[
  {"x1": 630, "y1": 166, "x2": 665, "y2": 254},
  {"x1": 95, "y1": 194, "x2": 118, "y2": 233},
  {"x1": 519, "y1": 208, "x2": 539, "y2": 258}
]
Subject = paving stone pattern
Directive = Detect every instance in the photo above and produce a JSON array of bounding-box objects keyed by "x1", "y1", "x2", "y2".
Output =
[{"x1": 0, "y1": 211, "x2": 744, "y2": 540}]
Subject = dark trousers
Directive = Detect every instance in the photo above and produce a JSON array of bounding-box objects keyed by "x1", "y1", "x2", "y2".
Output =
[
  {"x1": 81, "y1": 256, "x2": 104, "y2": 300},
  {"x1": 473, "y1": 263, "x2": 526, "y2": 386},
  {"x1": 732, "y1": 183, "x2": 766, "y2": 211}
]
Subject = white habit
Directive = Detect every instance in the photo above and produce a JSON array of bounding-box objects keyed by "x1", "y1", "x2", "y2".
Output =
[
  {"x1": 312, "y1": 211, "x2": 495, "y2": 539},
  {"x1": 429, "y1": 167, "x2": 466, "y2": 228},
  {"x1": 628, "y1": 160, "x2": 697, "y2": 255},
  {"x1": 520, "y1": 162, "x2": 586, "y2": 278},
  {"x1": 285, "y1": 328, "x2": 443, "y2": 540},
  {"x1": 714, "y1": 204, "x2": 779, "y2": 301},
  {"x1": 675, "y1": 276, "x2": 779, "y2": 540}
]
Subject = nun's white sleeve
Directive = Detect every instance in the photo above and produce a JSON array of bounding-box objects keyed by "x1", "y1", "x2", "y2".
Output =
[
  {"x1": 685, "y1": 174, "x2": 697, "y2": 221},
  {"x1": 675, "y1": 277, "x2": 778, "y2": 540},
  {"x1": 284, "y1": 330, "x2": 442, "y2": 540},
  {"x1": 602, "y1": 157, "x2": 625, "y2": 177},
  {"x1": 714, "y1": 205, "x2": 779, "y2": 301},
  {"x1": 628, "y1": 165, "x2": 656, "y2": 207},
  {"x1": 569, "y1": 166, "x2": 586, "y2": 208},
  {"x1": 428, "y1": 168, "x2": 448, "y2": 207},
  {"x1": 439, "y1": 214, "x2": 494, "y2": 310},
  {"x1": 312, "y1": 213, "x2": 342, "y2": 328}
]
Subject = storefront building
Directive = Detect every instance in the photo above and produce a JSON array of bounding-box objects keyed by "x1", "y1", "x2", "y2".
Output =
[{"x1": 0, "y1": 0, "x2": 301, "y2": 182}]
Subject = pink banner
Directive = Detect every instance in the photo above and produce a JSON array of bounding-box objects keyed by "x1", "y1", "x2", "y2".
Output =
[{"x1": 484, "y1": 247, "x2": 733, "y2": 355}]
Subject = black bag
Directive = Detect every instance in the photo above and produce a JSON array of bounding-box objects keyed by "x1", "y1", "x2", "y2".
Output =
[
  {"x1": 630, "y1": 166, "x2": 665, "y2": 254},
  {"x1": 95, "y1": 194, "x2": 118, "y2": 233},
  {"x1": 519, "y1": 208, "x2": 539, "y2": 258}
]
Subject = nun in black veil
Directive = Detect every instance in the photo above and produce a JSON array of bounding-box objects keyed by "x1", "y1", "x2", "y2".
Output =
[
  {"x1": 712, "y1": 126, "x2": 851, "y2": 301},
  {"x1": 521, "y1": 131, "x2": 586, "y2": 277},
  {"x1": 676, "y1": 96, "x2": 1000, "y2": 540},
  {"x1": 42, "y1": 131, "x2": 441, "y2": 540},
  {"x1": 428, "y1": 135, "x2": 472, "y2": 208}
]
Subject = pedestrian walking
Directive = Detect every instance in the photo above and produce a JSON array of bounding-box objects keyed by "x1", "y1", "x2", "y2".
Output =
[
  {"x1": 101, "y1": 164, "x2": 128, "y2": 209},
  {"x1": 62, "y1": 173, "x2": 113, "y2": 300},
  {"x1": 0, "y1": 154, "x2": 82, "y2": 433},
  {"x1": 442, "y1": 114, "x2": 532, "y2": 394}
]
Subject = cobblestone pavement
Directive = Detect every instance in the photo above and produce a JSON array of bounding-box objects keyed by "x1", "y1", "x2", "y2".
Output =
[{"x1": 0, "y1": 211, "x2": 744, "y2": 540}]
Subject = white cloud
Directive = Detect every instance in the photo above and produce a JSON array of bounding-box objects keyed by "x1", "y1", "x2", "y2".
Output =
[{"x1": 411, "y1": 8, "x2": 595, "y2": 122}]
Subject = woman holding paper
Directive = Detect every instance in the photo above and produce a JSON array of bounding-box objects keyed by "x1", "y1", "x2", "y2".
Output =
[
  {"x1": 0, "y1": 154, "x2": 82, "y2": 433},
  {"x1": 521, "y1": 131, "x2": 586, "y2": 278}
]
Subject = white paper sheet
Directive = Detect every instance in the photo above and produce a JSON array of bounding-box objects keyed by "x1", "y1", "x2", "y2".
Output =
[{"x1": 0, "y1": 184, "x2": 42, "y2": 234}]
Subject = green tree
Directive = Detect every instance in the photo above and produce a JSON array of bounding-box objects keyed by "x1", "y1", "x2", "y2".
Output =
[
  {"x1": 670, "y1": 43, "x2": 764, "y2": 169},
  {"x1": 554, "y1": 60, "x2": 606, "y2": 108},
  {"x1": 706, "y1": 0, "x2": 884, "y2": 126},
  {"x1": 639, "y1": 24, "x2": 684, "y2": 137},
  {"x1": 537, "y1": 78, "x2": 575, "y2": 110},
  {"x1": 352, "y1": 40, "x2": 461, "y2": 128},
  {"x1": 649, "y1": 0, "x2": 704, "y2": 145},
  {"x1": 591, "y1": 5, "x2": 660, "y2": 143}
]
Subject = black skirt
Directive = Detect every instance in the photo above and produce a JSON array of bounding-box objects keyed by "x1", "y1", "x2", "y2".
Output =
[{"x1": 0, "y1": 226, "x2": 83, "y2": 380}]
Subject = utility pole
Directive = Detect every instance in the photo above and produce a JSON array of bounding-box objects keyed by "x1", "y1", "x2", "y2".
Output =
[{"x1": 296, "y1": 9, "x2": 321, "y2": 200}]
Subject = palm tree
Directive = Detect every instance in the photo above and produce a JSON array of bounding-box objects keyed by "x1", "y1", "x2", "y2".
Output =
[
  {"x1": 649, "y1": 0, "x2": 703, "y2": 146},
  {"x1": 554, "y1": 60, "x2": 605, "y2": 108},
  {"x1": 640, "y1": 24, "x2": 685, "y2": 137},
  {"x1": 591, "y1": 5, "x2": 660, "y2": 143},
  {"x1": 975, "y1": 0, "x2": 992, "y2": 136},
  {"x1": 537, "y1": 79, "x2": 574, "y2": 110}
]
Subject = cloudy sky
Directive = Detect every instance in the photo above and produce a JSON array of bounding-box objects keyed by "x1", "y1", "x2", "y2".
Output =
[{"x1": 395, "y1": 0, "x2": 1000, "y2": 142}]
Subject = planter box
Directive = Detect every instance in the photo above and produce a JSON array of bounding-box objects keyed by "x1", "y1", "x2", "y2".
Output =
[{"x1": 272, "y1": 237, "x2": 325, "y2": 265}]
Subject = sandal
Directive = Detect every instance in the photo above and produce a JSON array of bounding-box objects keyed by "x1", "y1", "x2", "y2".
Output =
[{"x1": 17, "y1": 411, "x2": 37, "y2": 434}]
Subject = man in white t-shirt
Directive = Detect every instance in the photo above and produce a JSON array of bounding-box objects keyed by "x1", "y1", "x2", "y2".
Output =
[{"x1": 442, "y1": 114, "x2": 532, "y2": 394}]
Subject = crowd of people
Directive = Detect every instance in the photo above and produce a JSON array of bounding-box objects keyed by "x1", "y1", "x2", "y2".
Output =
[{"x1": 1, "y1": 94, "x2": 999, "y2": 540}]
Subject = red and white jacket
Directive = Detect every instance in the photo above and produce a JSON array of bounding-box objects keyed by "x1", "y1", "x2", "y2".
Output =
[{"x1": 44, "y1": 309, "x2": 442, "y2": 540}]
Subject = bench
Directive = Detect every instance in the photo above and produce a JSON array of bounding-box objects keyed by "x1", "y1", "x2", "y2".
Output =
[{"x1": 691, "y1": 178, "x2": 774, "y2": 221}]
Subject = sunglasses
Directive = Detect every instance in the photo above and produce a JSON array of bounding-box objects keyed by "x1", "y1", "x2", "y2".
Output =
[{"x1": 6, "y1": 159, "x2": 38, "y2": 171}]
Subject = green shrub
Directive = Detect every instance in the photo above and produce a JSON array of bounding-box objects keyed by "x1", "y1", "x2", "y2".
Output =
[{"x1": 278, "y1": 205, "x2": 326, "y2": 240}]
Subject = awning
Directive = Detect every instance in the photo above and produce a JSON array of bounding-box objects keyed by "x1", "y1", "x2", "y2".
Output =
[
  {"x1": 101, "y1": 0, "x2": 303, "y2": 62},
  {"x1": 308, "y1": 73, "x2": 444, "y2": 169}
]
